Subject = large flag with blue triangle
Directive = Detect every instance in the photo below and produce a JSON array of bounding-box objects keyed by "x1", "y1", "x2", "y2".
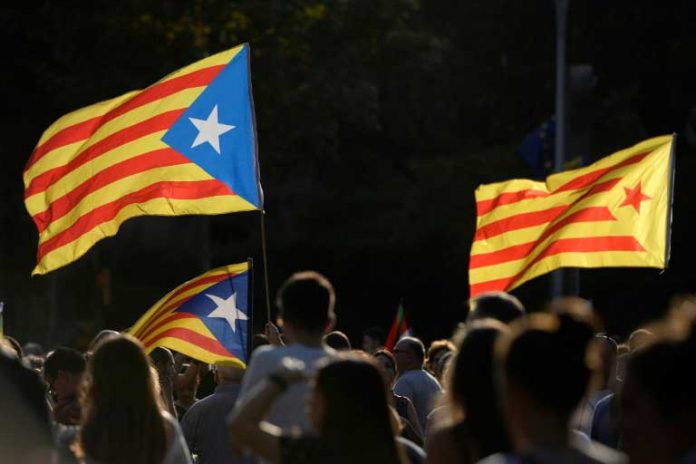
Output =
[
  {"x1": 24, "y1": 44, "x2": 262, "y2": 275},
  {"x1": 129, "y1": 262, "x2": 252, "y2": 368}
]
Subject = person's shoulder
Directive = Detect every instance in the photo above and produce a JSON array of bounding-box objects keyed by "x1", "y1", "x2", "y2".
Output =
[
  {"x1": 572, "y1": 433, "x2": 627, "y2": 464},
  {"x1": 477, "y1": 452, "x2": 521, "y2": 464}
]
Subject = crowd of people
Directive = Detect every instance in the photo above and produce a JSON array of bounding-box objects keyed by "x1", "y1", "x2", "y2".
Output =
[{"x1": 2, "y1": 271, "x2": 696, "y2": 463}]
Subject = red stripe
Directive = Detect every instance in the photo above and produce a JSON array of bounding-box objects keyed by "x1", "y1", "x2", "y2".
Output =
[
  {"x1": 470, "y1": 206, "x2": 616, "y2": 269},
  {"x1": 37, "y1": 179, "x2": 233, "y2": 260},
  {"x1": 469, "y1": 236, "x2": 646, "y2": 296},
  {"x1": 137, "y1": 313, "x2": 195, "y2": 342},
  {"x1": 133, "y1": 274, "x2": 230, "y2": 337},
  {"x1": 476, "y1": 189, "x2": 549, "y2": 216},
  {"x1": 25, "y1": 109, "x2": 185, "y2": 199},
  {"x1": 27, "y1": 65, "x2": 225, "y2": 170},
  {"x1": 143, "y1": 327, "x2": 234, "y2": 358},
  {"x1": 476, "y1": 152, "x2": 649, "y2": 216},
  {"x1": 32, "y1": 148, "x2": 190, "y2": 233},
  {"x1": 552, "y1": 152, "x2": 649, "y2": 193},
  {"x1": 474, "y1": 178, "x2": 621, "y2": 243}
]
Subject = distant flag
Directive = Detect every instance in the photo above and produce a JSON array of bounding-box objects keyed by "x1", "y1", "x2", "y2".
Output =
[
  {"x1": 129, "y1": 262, "x2": 251, "y2": 367},
  {"x1": 24, "y1": 44, "x2": 262, "y2": 275},
  {"x1": 470, "y1": 135, "x2": 675, "y2": 297},
  {"x1": 385, "y1": 303, "x2": 410, "y2": 350}
]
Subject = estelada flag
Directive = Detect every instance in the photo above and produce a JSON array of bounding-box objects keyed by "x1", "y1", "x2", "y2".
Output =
[
  {"x1": 129, "y1": 262, "x2": 251, "y2": 368},
  {"x1": 385, "y1": 303, "x2": 410, "y2": 350},
  {"x1": 24, "y1": 44, "x2": 262, "y2": 275},
  {"x1": 469, "y1": 135, "x2": 675, "y2": 297}
]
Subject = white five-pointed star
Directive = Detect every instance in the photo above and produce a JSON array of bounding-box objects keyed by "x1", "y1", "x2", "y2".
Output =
[
  {"x1": 205, "y1": 292, "x2": 248, "y2": 332},
  {"x1": 189, "y1": 105, "x2": 235, "y2": 154}
]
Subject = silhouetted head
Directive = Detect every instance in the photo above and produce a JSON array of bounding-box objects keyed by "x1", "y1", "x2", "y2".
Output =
[
  {"x1": 426, "y1": 339, "x2": 455, "y2": 375},
  {"x1": 43, "y1": 347, "x2": 85, "y2": 399},
  {"x1": 393, "y1": 337, "x2": 425, "y2": 373},
  {"x1": 276, "y1": 271, "x2": 336, "y2": 335},
  {"x1": 468, "y1": 292, "x2": 525, "y2": 325},
  {"x1": 373, "y1": 349, "x2": 398, "y2": 387},
  {"x1": 323, "y1": 330, "x2": 351, "y2": 351}
]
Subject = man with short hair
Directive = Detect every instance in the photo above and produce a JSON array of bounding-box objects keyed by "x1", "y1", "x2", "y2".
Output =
[
  {"x1": 393, "y1": 337, "x2": 442, "y2": 431},
  {"x1": 234, "y1": 271, "x2": 336, "y2": 432},
  {"x1": 181, "y1": 363, "x2": 249, "y2": 464},
  {"x1": 43, "y1": 347, "x2": 85, "y2": 425},
  {"x1": 467, "y1": 291, "x2": 525, "y2": 325}
]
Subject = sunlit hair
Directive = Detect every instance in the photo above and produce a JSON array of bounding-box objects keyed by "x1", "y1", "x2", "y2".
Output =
[
  {"x1": 78, "y1": 334, "x2": 166, "y2": 464},
  {"x1": 315, "y1": 355, "x2": 406, "y2": 464}
]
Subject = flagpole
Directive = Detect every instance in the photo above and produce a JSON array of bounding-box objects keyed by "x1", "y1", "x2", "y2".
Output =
[
  {"x1": 664, "y1": 133, "x2": 677, "y2": 268},
  {"x1": 552, "y1": 0, "x2": 569, "y2": 298},
  {"x1": 259, "y1": 211, "x2": 272, "y2": 322}
]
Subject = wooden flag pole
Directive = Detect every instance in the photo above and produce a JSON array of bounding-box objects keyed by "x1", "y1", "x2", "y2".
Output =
[{"x1": 259, "y1": 211, "x2": 272, "y2": 322}]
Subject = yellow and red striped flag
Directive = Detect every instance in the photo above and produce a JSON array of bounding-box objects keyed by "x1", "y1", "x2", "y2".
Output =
[
  {"x1": 469, "y1": 135, "x2": 674, "y2": 297},
  {"x1": 129, "y1": 262, "x2": 251, "y2": 367},
  {"x1": 24, "y1": 44, "x2": 262, "y2": 275}
]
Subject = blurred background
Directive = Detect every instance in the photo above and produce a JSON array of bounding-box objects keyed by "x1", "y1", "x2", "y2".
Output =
[{"x1": 2, "y1": 0, "x2": 696, "y2": 348}]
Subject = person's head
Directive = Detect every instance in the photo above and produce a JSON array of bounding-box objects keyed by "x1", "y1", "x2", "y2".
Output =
[
  {"x1": 392, "y1": 337, "x2": 425, "y2": 373},
  {"x1": 251, "y1": 333, "x2": 269, "y2": 352},
  {"x1": 468, "y1": 292, "x2": 525, "y2": 325},
  {"x1": 495, "y1": 311, "x2": 596, "y2": 449},
  {"x1": 426, "y1": 339, "x2": 455, "y2": 375},
  {"x1": 628, "y1": 328, "x2": 655, "y2": 352},
  {"x1": 275, "y1": 271, "x2": 335, "y2": 339},
  {"x1": 149, "y1": 346, "x2": 175, "y2": 383},
  {"x1": 362, "y1": 327, "x2": 385, "y2": 353},
  {"x1": 213, "y1": 362, "x2": 244, "y2": 385},
  {"x1": 310, "y1": 355, "x2": 403, "y2": 463},
  {"x1": 589, "y1": 334, "x2": 618, "y2": 389},
  {"x1": 22, "y1": 342, "x2": 44, "y2": 357},
  {"x1": 43, "y1": 347, "x2": 85, "y2": 399},
  {"x1": 620, "y1": 321, "x2": 696, "y2": 464},
  {"x1": 79, "y1": 334, "x2": 166, "y2": 464},
  {"x1": 87, "y1": 329, "x2": 120, "y2": 353},
  {"x1": 445, "y1": 320, "x2": 510, "y2": 460},
  {"x1": 323, "y1": 330, "x2": 351, "y2": 351},
  {"x1": 373, "y1": 349, "x2": 398, "y2": 387}
]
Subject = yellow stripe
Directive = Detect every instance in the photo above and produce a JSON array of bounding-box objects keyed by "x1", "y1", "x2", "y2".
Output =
[
  {"x1": 37, "y1": 164, "x2": 217, "y2": 241},
  {"x1": 34, "y1": 92, "x2": 137, "y2": 148},
  {"x1": 25, "y1": 87, "x2": 203, "y2": 184},
  {"x1": 34, "y1": 196, "x2": 256, "y2": 275},
  {"x1": 129, "y1": 262, "x2": 248, "y2": 335},
  {"x1": 153, "y1": 45, "x2": 243, "y2": 86},
  {"x1": 146, "y1": 337, "x2": 246, "y2": 367},
  {"x1": 475, "y1": 178, "x2": 547, "y2": 202},
  {"x1": 140, "y1": 317, "x2": 214, "y2": 345}
]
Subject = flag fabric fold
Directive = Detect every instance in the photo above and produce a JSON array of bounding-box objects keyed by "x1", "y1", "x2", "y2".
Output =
[
  {"x1": 129, "y1": 262, "x2": 251, "y2": 367},
  {"x1": 24, "y1": 44, "x2": 262, "y2": 275},
  {"x1": 385, "y1": 303, "x2": 410, "y2": 350},
  {"x1": 469, "y1": 135, "x2": 674, "y2": 297}
]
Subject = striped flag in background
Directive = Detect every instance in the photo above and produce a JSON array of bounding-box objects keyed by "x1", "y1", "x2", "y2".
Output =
[
  {"x1": 469, "y1": 135, "x2": 674, "y2": 297},
  {"x1": 24, "y1": 44, "x2": 262, "y2": 275},
  {"x1": 129, "y1": 262, "x2": 251, "y2": 367}
]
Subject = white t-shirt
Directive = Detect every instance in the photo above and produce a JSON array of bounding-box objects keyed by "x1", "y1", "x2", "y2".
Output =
[{"x1": 236, "y1": 344, "x2": 335, "y2": 432}]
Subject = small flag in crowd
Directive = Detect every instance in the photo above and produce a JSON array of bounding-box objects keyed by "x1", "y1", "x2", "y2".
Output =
[
  {"x1": 385, "y1": 303, "x2": 410, "y2": 350},
  {"x1": 129, "y1": 262, "x2": 251, "y2": 367},
  {"x1": 469, "y1": 135, "x2": 674, "y2": 297},
  {"x1": 24, "y1": 44, "x2": 262, "y2": 275}
]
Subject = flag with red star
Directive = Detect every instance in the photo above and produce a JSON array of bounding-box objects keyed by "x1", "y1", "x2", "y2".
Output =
[{"x1": 469, "y1": 135, "x2": 675, "y2": 297}]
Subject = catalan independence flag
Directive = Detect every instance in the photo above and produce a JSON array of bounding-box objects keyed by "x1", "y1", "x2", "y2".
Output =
[
  {"x1": 24, "y1": 44, "x2": 262, "y2": 275},
  {"x1": 129, "y1": 263, "x2": 251, "y2": 368},
  {"x1": 469, "y1": 135, "x2": 674, "y2": 297}
]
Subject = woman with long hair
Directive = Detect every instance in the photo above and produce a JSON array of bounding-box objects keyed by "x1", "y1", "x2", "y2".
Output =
[
  {"x1": 229, "y1": 355, "x2": 408, "y2": 464},
  {"x1": 77, "y1": 334, "x2": 191, "y2": 464}
]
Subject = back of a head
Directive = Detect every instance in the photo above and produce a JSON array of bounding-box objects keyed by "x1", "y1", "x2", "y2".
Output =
[
  {"x1": 317, "y1": 356, "x2": 400, "y2": 463},
  {"x1": 88, "y1": 329, "x2": 120, "y2": 353},
  {"x1": 276, "y1": 271, "x2": 335, "y2": 334},
  {"x1": 468, "y1": 292, "x2": 525, "y2": 325},
  {"x1": 449, "y1": 321, "x2": 510, "y2": 459},
  {"x1": 498, "y1": 312, "x2": 595, "y2": 415},
  {"x1": 44, "y1": 346, "x2": 85, "y2": 380},
  {"x1": 396, "y1": 336, "x2": 426, "y2": 365},
  {"x1": 324, "y1": 331, "x2": 351, "y2": 351},
  {"x1": 81, "y1": 335, "x2": 166, "y2": 464}
]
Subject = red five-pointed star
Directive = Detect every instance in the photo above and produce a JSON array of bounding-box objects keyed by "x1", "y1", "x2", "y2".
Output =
[{"x1": 620, "y1": 182, "x2": 651, "y2": 213}]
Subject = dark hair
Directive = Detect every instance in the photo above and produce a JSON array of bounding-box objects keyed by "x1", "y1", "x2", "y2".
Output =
[
  {"x1": 499, "y1": 312, "x2": 595, "y2": 414},
  {"x1": 324, "y1": 331, "x2": 351, "y2": 351},
  {"x1": 468, "y1": 292, "x2": 525, "y2": 325},
  {"x1": 79, "y1": 335, "x2": 166, "y2": 464},
  {"x1": 276, "y1": 271, "x2": 335, "y2": 333},
  {"x1": 364, "y1": 327, "x2": 386, "y2": 345},
  {"x1": 426, "y1": 339, "x2": 455, "y2": 367},
  {"x1": 448, "y1": 322, "x2": 510, "y2": 460},
  {"x1": 316, "y1": 357, "x2": 404, "y2": 464},
  {"x1": 44, "y1": 347, "x2": 86, "y2": 381},
  {"x1": 373, "y1": 349, "x2": 398, "y2": 375},
  {"x1": 395, "y1": 337, "x2": 426, "y2": 364}
]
